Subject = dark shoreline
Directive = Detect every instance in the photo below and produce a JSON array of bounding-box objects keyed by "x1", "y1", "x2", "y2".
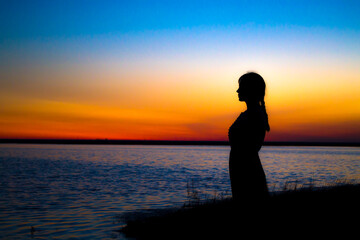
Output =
[
  {"x1": 0, "y1": 139, "x2": 359, "y2": 147},
  {"x1": 121, "y1": 183, "x2": 360, "y2": 239}
]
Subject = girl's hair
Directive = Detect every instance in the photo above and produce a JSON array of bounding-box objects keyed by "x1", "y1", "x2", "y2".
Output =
[{"x1": 239, "y1": 72, "x2": 270, "y2": 132}]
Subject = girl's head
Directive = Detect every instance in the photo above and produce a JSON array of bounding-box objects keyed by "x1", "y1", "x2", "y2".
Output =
[
  {"x1": 237, "y1": 72, "x2": 266, "y2": 103},
  {"x1": 237, "y1": 72, "x2": 270, "y2": 131}
]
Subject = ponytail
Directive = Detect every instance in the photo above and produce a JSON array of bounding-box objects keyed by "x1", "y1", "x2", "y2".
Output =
[{"x1": 260, "y1": 99, "x2": 270, "y2": 132}]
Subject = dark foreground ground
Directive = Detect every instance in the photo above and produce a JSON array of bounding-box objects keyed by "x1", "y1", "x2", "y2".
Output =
[{"x1": 120, "y1": 184, "x2": 360, "y2": 239}]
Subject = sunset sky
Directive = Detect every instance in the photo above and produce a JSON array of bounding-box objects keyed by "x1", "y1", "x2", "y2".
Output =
[{"x1": 0, "y1": 0, "x2": 359, "y2": 142}]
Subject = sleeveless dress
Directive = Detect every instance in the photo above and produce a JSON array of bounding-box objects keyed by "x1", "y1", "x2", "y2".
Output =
[{"x1": 228, "y1": 107, "x2": 269, "y2": 202}]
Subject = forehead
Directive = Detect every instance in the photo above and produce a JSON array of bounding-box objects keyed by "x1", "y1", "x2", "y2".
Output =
[{"x1": 238, "y1": 79, "x2": 246, "y2": 86}]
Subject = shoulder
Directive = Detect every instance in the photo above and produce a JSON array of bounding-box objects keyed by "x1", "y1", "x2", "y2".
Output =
[
  {"x1": 239, "y1": 111, "x2": 251, "y2": 122},
  {"x1": 229, "y1": 112, "x2": 244, "y2": 131},
  {"x1": 234, "y1": 112, "x2": 248, "y2": 124},
  {"x1": 239, "y1": 111, "x2": 248, "y2": 118}
]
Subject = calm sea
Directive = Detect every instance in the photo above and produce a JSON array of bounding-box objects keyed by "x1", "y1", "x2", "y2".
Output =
[{"x1": 0, "y1": 144, "x2": 359, "y2": 239}]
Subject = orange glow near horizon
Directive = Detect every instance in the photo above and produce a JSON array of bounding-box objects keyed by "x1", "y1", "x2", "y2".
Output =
[{"x1": 1, "y1": 63, "x2": 359, "y2": 142}]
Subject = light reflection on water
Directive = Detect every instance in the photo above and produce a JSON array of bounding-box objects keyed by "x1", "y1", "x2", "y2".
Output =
[
  {"x1": 0, "y1": 144, "x2": 359, "y2": 239},
  {"x1": 260, "y1": 146, "x2": 359, "y2": 190}
]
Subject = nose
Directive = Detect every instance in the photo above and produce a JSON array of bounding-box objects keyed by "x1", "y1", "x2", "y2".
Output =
[{"x1": 236, "y1": 88, "x2": 240, "y2": 93}]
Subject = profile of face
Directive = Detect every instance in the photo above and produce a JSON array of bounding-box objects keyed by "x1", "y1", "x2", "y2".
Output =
[
  {"x1": 236, "y1": 72, "x2": 266, "y2": 103},
  {"x1": 236, "y1": 80, "x2": 246, "y2": 102}
]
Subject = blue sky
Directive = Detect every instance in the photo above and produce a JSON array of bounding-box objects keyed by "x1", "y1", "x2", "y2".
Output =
[
  {"x1": 2, "y1": 0, "x2": 359, "y2": 67},
  {"x1": 1, "y1": 0, "x2": 360, "y2": 41}
]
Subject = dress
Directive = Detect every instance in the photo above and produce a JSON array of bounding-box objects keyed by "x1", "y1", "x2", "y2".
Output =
[{"x1": 228, "y1": 107, "x2": 269, "y2": 202}]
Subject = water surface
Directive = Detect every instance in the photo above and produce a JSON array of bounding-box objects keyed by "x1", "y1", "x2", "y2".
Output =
[{"x1": 0, "y1": 144, "x2": 358, "y2": 239}]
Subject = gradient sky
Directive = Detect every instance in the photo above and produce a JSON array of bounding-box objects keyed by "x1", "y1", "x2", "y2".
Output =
[{"x1": 1, "y1": 0, "x2": 359, "y2": 142}]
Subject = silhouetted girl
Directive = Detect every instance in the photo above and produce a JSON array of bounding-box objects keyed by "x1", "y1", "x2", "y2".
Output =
[{"x1": 228, "y1": 72, "x2": 270, "y2": 203}]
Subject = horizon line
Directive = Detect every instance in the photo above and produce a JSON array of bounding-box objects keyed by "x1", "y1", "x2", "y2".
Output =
[{"x1": 0, "y1": 139, "x2": 359, "y2": 147}]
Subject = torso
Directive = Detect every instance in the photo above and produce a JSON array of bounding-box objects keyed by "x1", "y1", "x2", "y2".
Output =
[{"x1": 228, "y1": 108, "x2": 266, "y2": 156}]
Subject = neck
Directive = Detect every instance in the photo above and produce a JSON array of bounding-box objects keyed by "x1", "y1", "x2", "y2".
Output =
[{"x1": 245, "y1": 101, "x2": 260, "y2": 110}]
